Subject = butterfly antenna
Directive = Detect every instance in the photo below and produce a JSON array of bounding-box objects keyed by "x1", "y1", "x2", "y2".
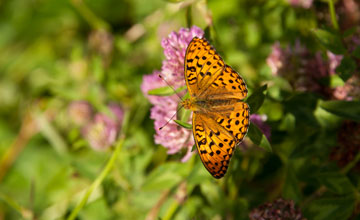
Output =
[
  {"x1": 159, "y1": 105, "x2": 184, "y2": 130},
  {"x1": 158, "y1": 74, "x2": 183, "y2": 101}
]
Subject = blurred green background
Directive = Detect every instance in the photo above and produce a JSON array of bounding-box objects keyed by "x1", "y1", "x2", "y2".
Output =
[{"x1": 1, "y1": 0, "x2": 360, "y2": 219}]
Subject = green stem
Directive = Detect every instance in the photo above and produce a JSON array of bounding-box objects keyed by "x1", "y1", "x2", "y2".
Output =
[
  {"x1": 186, "y1": 5, "x2": 193, "y2": 28},
  {"x1": 0, "y1": 193, "x2": 33, "y2": 219},
  {"x1": 35, "y1": 112, "x2": 68, "y2": 155},
  {"x1": 67, "y1": 138, "x2": 124, "y2": 220},
  {"x1": 162, "y1": 200, "x2": 179, "y2": 220},
  {"x1": 341, "y1": 151, "x2": 360, "y2": 174},
  {"x1": 300, "y1": 186, "x2": 327, "y2": 208},
  {"x1": 70, "y1": 0, "x2": 110, "y2": 31},
  {"x1": 328, "y1": 0, "x2": 339, "y2": 30}
]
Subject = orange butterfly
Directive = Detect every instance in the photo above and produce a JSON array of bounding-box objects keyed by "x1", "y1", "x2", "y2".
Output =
[{"x1": 181, "y1": 37, "x2": 250, "y2": 179}]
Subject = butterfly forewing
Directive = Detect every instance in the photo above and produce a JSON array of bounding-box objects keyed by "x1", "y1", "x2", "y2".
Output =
[
  {"x1": 184, "y1": 37, "x2": 225, "y2": 96},
  {"x1": 199, "y1": 65, "x2": 248, "y2": 100}
]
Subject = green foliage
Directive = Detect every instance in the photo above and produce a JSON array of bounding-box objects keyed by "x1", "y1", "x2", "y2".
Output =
[
  {"x1": 148, "y1": 86, "x2": 187, "y2": 96},
  {"x1": 336, "y1": 56, "x2": 357, "y2": 81},
  {"x1": 321, "y1": 100, "x2": 360, "y2": 121},
  {"x1": 246, "y1": 84, "x2": 267, "y2": 114},
  {"x1": 0, "y1": 0, "x2": 360, "y2": 219},
  {"x1": 303, "y1": 194, "x2": 355, "y2": 220},
  {"x1": 313, "y1": 29, "x2": 346, "y2": 54},
  {"x1": 247, "y1": 123, "x2": 272, "y2": 152},
  {"x1": 174, "y1": 120, "x2": 192, "y2": 129}
]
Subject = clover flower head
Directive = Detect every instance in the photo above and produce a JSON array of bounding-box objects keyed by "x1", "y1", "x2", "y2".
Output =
[
  {"x1": 88, "y1": 29, "x2": 114, "y2": 58},
  {"x1": 141, "y1": 26, "x2": 204, "y2": 162},
  {"x1": 327, "y1": 51, "x2": 343, "y2": 75},
  {"x1": 161, "y1": 26, "x2": 204, "y2": 87},
  {"x1": 68, "y1": 100, "x2": 93, "y2": 126},
  {"x1": 344, "y1": 27, "x2": 360, "y2": 54},
  {"x1": 330, "y1": 120, "x2": 360, "y2": 170},
  {"x1": 249, "y1": 198, "x2": 306, "y2": 220},
  {"x1": 266, "y1": 42, "x2": 285, "y2": 76},
  {"x1": 333, "y1": 74, "x2": 360, "y2": 101},
  {"x1": 288, "y1": 0, "x2": 313, "y2": 9},
  {"x1": 83, "y1": 113, "x2": 118, "y2": 151},
  {"x1": 332, "y1": 27, "x2": 360, "y2": 101},
  {"x1": 267, "y1": 41, "x2": 337, "y2": 95},
  {"x1": 81, "y1": 103, "x2": 124, "y2": 151},
  {"x1": 108, "y1": 103, "x2": 124, "y2": 126}
]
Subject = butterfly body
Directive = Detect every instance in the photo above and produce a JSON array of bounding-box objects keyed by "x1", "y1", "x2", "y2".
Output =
[
  {"x1": 182, "y1": 97, "x2": 241, "y2": 113},
  {"x1": 183, "y1": 37, "x2": 250, "y2": 179}
]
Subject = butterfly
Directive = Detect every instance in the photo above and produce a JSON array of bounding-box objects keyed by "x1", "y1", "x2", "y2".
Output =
[{"x1": 181, "y1": 37, "x2": 250, "y2": 179}]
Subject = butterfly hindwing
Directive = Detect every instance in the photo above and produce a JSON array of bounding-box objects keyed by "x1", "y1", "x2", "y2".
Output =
[
  {"x1": 211, "y1": 101, "x2": 250, "y2": 142},
  {"x1": 193, "y1": 102, "x2": 250, "y2": 178},
  {"x1": 193, "y1": 114, "x2": 235, "y2": 179},
  {"x1": 185, "y1": 37, "x2": 225, "y2": 96}
]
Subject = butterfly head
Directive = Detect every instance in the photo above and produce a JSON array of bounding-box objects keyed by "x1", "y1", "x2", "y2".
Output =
[{"x1": 180, "y1": 96, "x2": 198, "y2": 111}]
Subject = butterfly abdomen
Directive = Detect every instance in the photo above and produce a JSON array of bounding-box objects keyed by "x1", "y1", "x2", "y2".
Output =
[
  {"x1": 206, "y1": 99, "x2": 237, "y2": 107},
  {"x1": 192, "y1": 98, "x2": 239, "y2": 113}
]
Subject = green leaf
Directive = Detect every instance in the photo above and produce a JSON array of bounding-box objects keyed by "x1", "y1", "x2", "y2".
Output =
[
  {"x1": 343, "y1": 26, "x2": 357, "y2": 38},
  {"x1": 303, "y1": 194, "x2": 355, "y2": 220},
  {"x1": 204, "y1": 26, "x2": 211, "y2": 41},
  {"x1": 200, "y1": 181, "x2": 222, "y2": 206},
  {"x1": 178, "y1": 107, "x2": 192, "y2": 122},
  {"x1": 102, "y1": 178, "x2": 121, "y2": 207},
  {"x1": 174, "y1": 120, "x2": 192, "y2": 129},
  {"x1": 247, "y1": 123, "x2": 272, "y2": 152},
  {"x1": 246, "y1": 84, "x2": 267, "y2": 113},
  {"x1": 284, "y1": 93, "x2": 319, "y2": 127},
  {"x1": 142, "y1": 163, "x2": 184, "y2": 191},
  {"x1": 320, "y1": 100, "x2": 360, "y2": 121},
  {"x1": 335, "y1": 56, "x2": 357, "y2": 81},
  {"x1": 182, "y1": 92, "x2": 190, "y2": 100},
  {"x1": 313, "y1": 29, "x2": 346, "y2": 54},
  {"x1": 92, "y1": 56, "x2": 104, "y2": 82},
  {"x1": 148, "y1": 85, "x2": 186, "y2": 96},
  {"x1": 282, "y1": 164, "x2": 301, "y2": 202},
  {"x1": 316, "y1": 171, "x2": 354, "y2": 194},
  {"x1": 190, "y1": 144, "x2": 196, "y2": 152},
  {"x1": 289, "y1": 132, "x2": 319, "y2": 158}
]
